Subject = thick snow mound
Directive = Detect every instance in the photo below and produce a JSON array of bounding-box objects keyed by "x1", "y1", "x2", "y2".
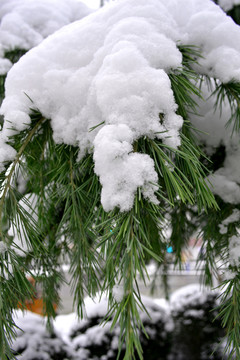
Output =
[
  {"x1": 189, "y1": 80, "x2": 240, "y2": 205},
  {"x1": 1, "y1": 0, "x2": 240, "y2": 211},
  {"x1": 12, "y1": 310, "x2": 76, "y2": 360},
  {"x1": 170, "y1": 283, "x2": 217, "y2": 311},
  {"x1": 0, "y1": 0, "x2": 91, "y2": 74},
  {"x1": 170, "y1": 284, "x2": 225, "y2": 360},
  {"x1": 62, "y1": 294, "x2": 172, "y2": 360},
  {"x1": 218, "y1": 0, "x2": 240, "y2": 11},
  {"x1": 12, "y1": 295, "x2": 172, "y2": 360}
]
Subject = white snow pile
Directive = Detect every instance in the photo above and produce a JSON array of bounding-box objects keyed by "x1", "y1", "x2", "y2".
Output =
[
  {"x1": 170, "y1": 283, "x2": 218, "y2": 312},
  {"x1": 12, "y1": 310, "x2": 76, "y2": 360},
  {"x1": 218, "y1": 209, "x2": 240, "y2": 234},
  {"x1": 0, "y1": 240, "x2": 8, "y2": 254},
  {"x1": 219, "y1": 0, "x2": 240, "y2": 11},
  {"x1": 229, "y1": 234, "x2": 240, "y2": 267},
  {"x1": 207, "y1": 141, "x2": 240, "y2": 204},
  {"x1": 11, "y1": 286, "x2": 223, "y2": 360},
  {"x1": 1, "y1": 0, "x2": 240, "y2": 211},
  {"x1": 0, "y1": 0, "x2": 92, "y2": 74},
  {"x1": 190, "y1": 80, "x2": 240, "y2": 205},
  {"x1": 60, "y1": 294, "x2": 172, "y2": 360},
  {"x1": 12, "y1": 294, "x2": 171, "y2": 360}
]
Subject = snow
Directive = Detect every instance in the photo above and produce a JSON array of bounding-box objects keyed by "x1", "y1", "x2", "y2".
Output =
[
  {"x1": 12, "y1": 309, "x2": 75, "y2": 360},
  {"x1": 165, "y1": 0, "x2": 240, "y2": 83},
  {"x1": 170, "y1": 283, "x2": 216, "y2": 311},
  {"x1": 0, "y1": 57, "x2": 12, "y2": 75},
  {"x1": 83, "y1": 293, "x2": 109, "y2": 317},
  {"x1": 54, "y1": 293, "x2": 171, "y2": 341},
  {"x1": 112, "y1": 284, "x2": 124, "y2": 302},
  {"x1": 207, "y1": 143, "x2": 240, "y2": 204},
  {"x1": 73, "y1": 322, "x2": 112, "y2": 348},
  {"x1": 0, "y1": 137, "x2": 17, "y2": 170},
  {"x1": 154, "y1": 298, "x2": 171, "y2": 313},
  {"x1": 189, "y1": 79, "x2": 240, "y2": 206},
  {"x1": 229, "y1": 235, "x2": 240, "y2": 267},
  {"x1": 219, "y1": 209, "x2": 240, "y2": 234},
  {"x1": 189, "y1": 81, "x2": 232, "y2": 153},
  {"x1": 94, "y1": 124, "x2": 159, "y2": 210},
  {"x1": 54, "y1": 313, "x2": 79, "y2": 344},
  {"x1": 217, "y1": 209, "x2": 240, "y2": 269},
  {"x1": 184, "y1": 308, "x2": 205, "y2": 318},
  {"x1": 11, "y1": 286, "x2": 221, "y2": 359},
  {"x1": 0, "y1": 0, "x2": 239, "y2": 211},
  {"x1": 13, "y1": 309, "x2": 46, "y2": 335},
  {"x1": 81, "y1": 0, "x2": 114, "y2": 9},
  {"x1": 219, "y1": 0, "x2": 240, "y2": 11},
  {"x1": 208, "y1": 174, "x2": 240, "y2": 204},
  {"x1": 0, "y1": 240, "x2": 8, "y2": 254},
  {"x1": 0, "y1": 0, "x2": 92, "y2": 71},
  {"x1": 8, "y1": 193, "x2": 39, "y2": 256}
]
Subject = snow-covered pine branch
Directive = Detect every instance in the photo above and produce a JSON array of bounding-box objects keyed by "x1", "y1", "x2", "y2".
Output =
[
  {"x1": 0, "y1": 0, "x2": 240, "y2": 359},
  {"x1": 1, "y1": 0, "x2": 240, "y2": 210}
]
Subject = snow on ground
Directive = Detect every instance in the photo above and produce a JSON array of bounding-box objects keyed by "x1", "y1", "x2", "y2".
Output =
[{"x1": 1, "y1": 0, "x2": 240, "y2": 212}]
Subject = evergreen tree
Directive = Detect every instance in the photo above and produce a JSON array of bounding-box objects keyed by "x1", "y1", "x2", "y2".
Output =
[{"x1": 0, "y1": 0, "x2": 240, "y2": 359}]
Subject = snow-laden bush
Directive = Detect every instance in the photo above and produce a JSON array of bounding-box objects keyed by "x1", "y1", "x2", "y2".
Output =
[
  {"x1": 69, "y1": 296, "x2": 171, "y2": 360},
  {"x1": 11, "y1": 288, "x2": 227, "y2": 360},
  {"x1": 11, "y1": 310, "x2": 76, "y2": 360},
  {"x1": 169, "y1": 285, "x2": 225, "y2": 360},
  {"x1": 217, "y1": 0, "x2": 240, "y2": 11}
]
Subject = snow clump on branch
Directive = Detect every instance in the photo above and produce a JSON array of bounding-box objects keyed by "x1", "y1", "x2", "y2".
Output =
[
  {"x1": 218, "y1": 0, "x2": 240, "y2": 11},
  {"x1": 190, "y1": 81, "x2": 240, "y2": 205},
  {"x1": 0, "y1": 0, "x2": 92, "y2": 74},
  {"x1": 1, "y1": 0, "x2": 240, "y2": 211}
]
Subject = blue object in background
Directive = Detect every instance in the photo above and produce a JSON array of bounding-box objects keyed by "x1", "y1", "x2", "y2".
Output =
[{"x1": 167, "y1": 246, "x2": 173, "y2": 253}]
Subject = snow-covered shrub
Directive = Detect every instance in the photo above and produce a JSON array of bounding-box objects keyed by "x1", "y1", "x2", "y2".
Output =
[
  {"x1": 11, "y1": 311, "x2": 76, "y2": 360},
  {"x1": 69, "y1": 296, "x2": 172, "y2": 360},
  {"x1": 217, "y1": 0, "x2": 240, "y2": 12},
  {"x1": 0, "y1": 0, "x2": 91, "y2": 107},
  {"x1": 11, "y1": 288, "x2": 229, "y2": 360},
  {"x1": 169, "y1": 285, "x2": 225, "y2": 360}
]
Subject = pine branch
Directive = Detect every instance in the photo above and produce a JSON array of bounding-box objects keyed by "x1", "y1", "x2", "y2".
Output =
[
  {"x1": 217, "y1": 277, "x2": 240, "y2": 359},
  {"x1": 211, "y1": 80, "x2": 240, "y2": 134},
  {"x1": 0, "y1": 37, "x2": 238, "y2": 360},
  {"x1": 4, "y1": 49, "x2": 28, "y2": 64},
  {"x1": 97, "y1": 195, "x2": 164, "y2": 359},
  {"x1": 170, "y1": 44, "x2": 203, "y2": 119},
  {"x1": 0, "y1": 116, "x2": 45, "y2": 240}
]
